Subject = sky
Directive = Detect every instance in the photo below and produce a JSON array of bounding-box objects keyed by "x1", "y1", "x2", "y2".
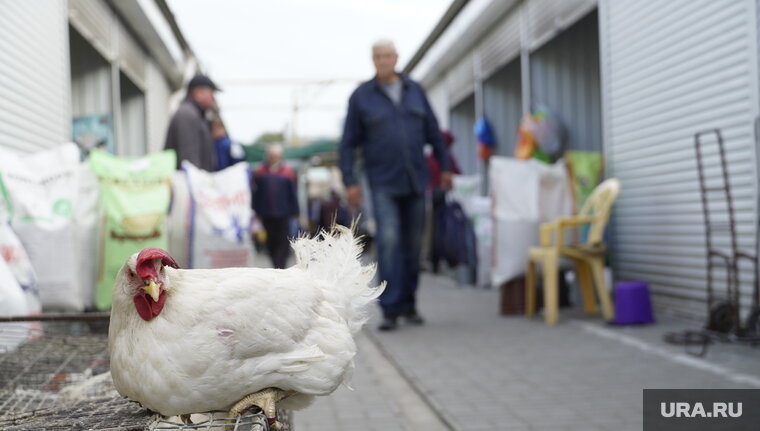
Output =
[{"x1": 167, "y1": 0, "x2": 451, "y2": 144}]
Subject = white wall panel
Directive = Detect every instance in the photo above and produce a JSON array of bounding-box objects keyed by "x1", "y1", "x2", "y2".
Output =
[
  {"x1": 145, "y1": 59, "x2": 172, "y2": 154},
  {"x1": 0, "y1": 0, "x2": 70, "y2": 153},
  {"x1": 601, "y1": 0, "x2": 760, "y2": 320}
]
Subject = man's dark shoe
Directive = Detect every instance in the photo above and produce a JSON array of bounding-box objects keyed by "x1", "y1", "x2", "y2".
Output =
[
  {"x1": 403, "y1": 310, "x2": 425, "y2": 325},
  {"x1": 378, "y1": 316, "x2": 398, "y2": 331}
]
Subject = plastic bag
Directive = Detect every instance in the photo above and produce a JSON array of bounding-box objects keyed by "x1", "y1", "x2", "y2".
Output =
[{"x1": 0, "y1": 220, "x2": 40, "y2": 313}]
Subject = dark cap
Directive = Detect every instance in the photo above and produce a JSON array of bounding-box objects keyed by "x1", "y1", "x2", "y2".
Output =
[{"x1": 187, "y1": 74, "x2": 221, "y2": 92}]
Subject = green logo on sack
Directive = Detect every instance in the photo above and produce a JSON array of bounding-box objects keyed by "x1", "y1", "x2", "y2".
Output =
[{"x1": 52, "y1": 199, "x2": 72, "y2": 217}]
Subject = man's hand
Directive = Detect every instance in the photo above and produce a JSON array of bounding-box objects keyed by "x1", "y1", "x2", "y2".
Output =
[
  {"x1": 441, "y1": 172, "x2": 453, "y2": 191},
  {"x1": 347, "y1": 185, "x2": 363, "y2": 209}
]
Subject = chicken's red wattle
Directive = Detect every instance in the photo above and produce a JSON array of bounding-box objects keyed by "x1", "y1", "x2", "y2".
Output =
[{"x1": 134, "y1": 289, "x2": 167, "y2": 321}]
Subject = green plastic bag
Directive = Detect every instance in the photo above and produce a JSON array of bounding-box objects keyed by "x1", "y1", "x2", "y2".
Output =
[
  {"x1": 88, "y1": 149, "x2": 176, "y2": 310},
  {"x1": 565, "y1": 150, "x2": 603, "y2": 212}
]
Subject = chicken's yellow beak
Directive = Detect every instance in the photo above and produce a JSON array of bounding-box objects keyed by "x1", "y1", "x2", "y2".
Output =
[{"x1": 143, "y1": 280, "x2": 161, "y2": 302}]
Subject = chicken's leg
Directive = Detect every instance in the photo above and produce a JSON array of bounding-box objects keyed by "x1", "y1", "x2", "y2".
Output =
[{"x1": 229, "y1": 387, "x2": 296, "y2": 430}]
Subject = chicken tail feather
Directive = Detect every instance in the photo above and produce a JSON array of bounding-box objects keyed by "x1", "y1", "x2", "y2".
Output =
[{"x1": 292, "y1": 224, "x2": 385, "y2": 334}]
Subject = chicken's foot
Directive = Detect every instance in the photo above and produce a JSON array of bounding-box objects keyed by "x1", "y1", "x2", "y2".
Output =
[{"x1": 229, "y1": 387, "x2": 296, "y2": 430}]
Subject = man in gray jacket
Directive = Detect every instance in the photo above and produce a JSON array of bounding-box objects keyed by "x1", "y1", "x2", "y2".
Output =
[{"x1": 164, "y1": 75, "x2": 220, "y2": 171}]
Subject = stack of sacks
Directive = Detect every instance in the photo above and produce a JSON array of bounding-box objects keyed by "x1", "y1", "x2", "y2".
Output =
[{"x1": 88, "y1": 149, "x2": 175, "y2": 310}]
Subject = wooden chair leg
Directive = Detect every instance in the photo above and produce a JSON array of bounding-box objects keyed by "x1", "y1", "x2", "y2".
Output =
[
  {"x1": 575, "y1": 260, "x2": 597, "y2": 315},
  {"x1": 543, "y1": 253, "x2": 559, "y2": 325},
  {"x1": 589, "y1": 258, "x2": 614, "y2": 321},
  {"x1": 525, "y1": 260, "x2": 537, "y2": 318}
]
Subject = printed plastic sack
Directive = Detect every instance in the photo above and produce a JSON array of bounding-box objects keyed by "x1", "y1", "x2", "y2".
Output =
[
  {"x1": 0, "y1": 143, "x2": 83, "y2": 311},
  {"x1": 89, "y1": 149, "x2": 175, "y2": 310},
  {"x1": 0, "y1": 221, "x2": 41, "y2": 314},
  {"x1": 182, "y1": 161, "x2": 254, "y2": 269}
]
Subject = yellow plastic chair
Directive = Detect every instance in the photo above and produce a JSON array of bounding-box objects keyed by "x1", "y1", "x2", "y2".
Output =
[{"x1": 525, "y1": 178, "x2": 621, "y2": 325}]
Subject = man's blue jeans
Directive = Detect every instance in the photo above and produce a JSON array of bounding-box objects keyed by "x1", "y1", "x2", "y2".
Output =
[{"x1": 371, "y1": 189, "x2": 425, "y2": 317}]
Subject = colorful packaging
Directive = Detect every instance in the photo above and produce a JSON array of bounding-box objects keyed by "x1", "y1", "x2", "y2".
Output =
[
  {"x1": 182, "y1": 161, "x2": 254, "y2": 269},
  {"x1": 88, "y1": 149, "x2": 175, "y2": 310},
  {"x1": 0, "y1": 143, "x2": 83, "y2": 311}
]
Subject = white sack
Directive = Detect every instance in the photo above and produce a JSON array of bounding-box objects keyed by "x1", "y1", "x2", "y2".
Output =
[
  {"x1": 489, "y1": 157, "x2": 572, "y2": 286},
  {"x1": 0, "y1": 143, "x2": 83, "y2": 311}
]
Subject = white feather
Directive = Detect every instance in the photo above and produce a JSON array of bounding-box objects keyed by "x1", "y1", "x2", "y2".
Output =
[{"x1": 108, "y1": 226, "x2": 383, "y2": 416}]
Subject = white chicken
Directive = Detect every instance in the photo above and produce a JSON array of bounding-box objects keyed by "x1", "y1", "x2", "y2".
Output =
[{"x1": 108, "y1": 226, "x2": 383, "y2": 428}]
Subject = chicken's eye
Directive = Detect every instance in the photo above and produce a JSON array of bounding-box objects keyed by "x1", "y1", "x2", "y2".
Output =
[{"x1": 129, "y1": 271, "x2": 135, "y2": 278}]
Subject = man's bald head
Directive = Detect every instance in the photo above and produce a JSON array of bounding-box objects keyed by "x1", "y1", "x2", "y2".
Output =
[{"x1": 267, "y1": 144, "x2": 283, "y2": 165}]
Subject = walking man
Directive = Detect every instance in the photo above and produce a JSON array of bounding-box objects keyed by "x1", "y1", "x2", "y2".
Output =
[
  {"x1": 339, "y1": 39, "x2": 452, "y2": 331},
  {"x1": 253, "y1": 144, "x2": 299, "y2": 269},
  {"x1": 165, "y1": 74, "x2": 220, "y2": 171}
]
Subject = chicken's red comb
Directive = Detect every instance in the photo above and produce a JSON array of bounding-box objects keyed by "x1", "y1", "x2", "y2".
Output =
[{"x1": 136, "y1": 248, "x2": 180, "y2": 278}]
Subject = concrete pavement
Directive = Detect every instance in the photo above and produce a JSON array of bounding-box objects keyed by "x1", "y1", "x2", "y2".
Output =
[{"x1": 295, "y1": 272, "x2": 760, "y2": 431}]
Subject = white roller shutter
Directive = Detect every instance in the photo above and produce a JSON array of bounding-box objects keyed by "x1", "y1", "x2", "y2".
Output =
[
  {"x1": 600, "y1": 0, "x2": 760, "y2": 319},
  {"x1": 479, "y1": 10, "x2": 521, "y2": 80},
  {"x1": 527, "y1": 0, "x2": 597, "y2": 51},
  {"x1": 118, "y1": 25, "x2": 146, "y2": 90},
  {"x1": 450, "y1": 95, "x2": 478, "y2": 176},
  {"x1": 447, "y1": 51, "x2": 475, "y2": 106},
  {"x1": 145, "y1": 59, "x2": 172, "y2": 153},
  {"x1": 68, "y1": 0, "x2": 114, "y2": 60},
  {"x1": 425, "y1": 81, "x2": 449, "y2": 131},
  {"x1": 0, "y1": 1, "x2": 70, "y2": 153}
]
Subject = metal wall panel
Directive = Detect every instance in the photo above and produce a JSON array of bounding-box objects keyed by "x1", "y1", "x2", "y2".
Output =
[
  {"x1": 530, "y1": 10, "x2": 602, "y2": 153},
  {"x1": 483, "y1": 58, "x2": 522, "y2": 157},
  {"x1": 425, "y1": 81, "x2": 450, "y2": 131},
  {"x1": 447, "y1": 51, "x2": 475, "y2": 106},
  {"x1": 449, "y1": 95, "x2": 479, "y2": 176},
  {"x1": 0, "y1": 0, "x2": 70, "y2": 153},
  {"x1": 145, "y1": 59, "x2": 172, "y2": 154},
  {"x1": 479, "y1": 10, "x2": 521, "y2": 80},
  {"x1": 118, "y1": 24, "x2": 146, "y2": 90},
  {"x1": 68, "y1": 0, "x2": 114, "y2": 60},
  {"x1": 118, "y1": 72, "x2": 146, "y2": 157},
  {"x1": 70, "y1": 27, "x2": 112, "y2": 118},
  {"x1": 601, "y1": 0, "x2": 760, "y2": 320},
  {"x1": 527, "y1": 0, "x2": 597, "y2": 51}
]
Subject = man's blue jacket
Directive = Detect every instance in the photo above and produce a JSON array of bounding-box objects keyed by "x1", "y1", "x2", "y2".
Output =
[{"x1": 339, "y1": 74, "x2": 450, "y2": 195}]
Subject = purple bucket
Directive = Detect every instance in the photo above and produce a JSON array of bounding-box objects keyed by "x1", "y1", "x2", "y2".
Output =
[{"x1": 612, "y1": 281, "x2": 655, "y2": 325}]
